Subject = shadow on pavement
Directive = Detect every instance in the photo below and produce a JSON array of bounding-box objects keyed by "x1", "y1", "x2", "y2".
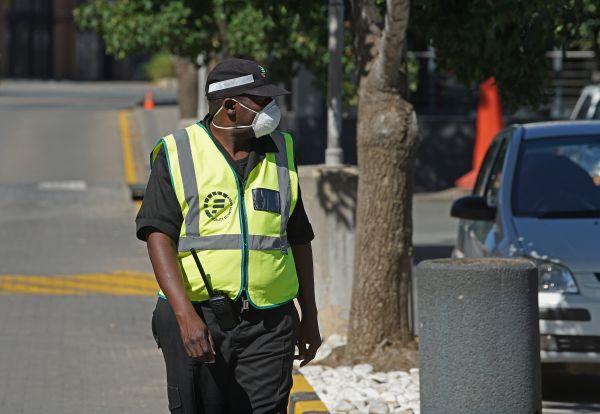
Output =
[{"x1": 543, "y1": 371, "x2": 600, "y2": 412}]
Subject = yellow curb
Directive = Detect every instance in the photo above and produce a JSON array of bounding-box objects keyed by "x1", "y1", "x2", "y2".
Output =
[
  {"x1": 119, "y1": 110, "x2": 138, "y2": 185},
  {"x1": 119, "y1": 109, "x2": 145, "y2": 212},
  {"x1": 288, "y1": 371, "x2": 329, "y2": 413},
  {"x1": 293, "y1": 400, "x2": 329, "y2": 413},
  {"x1": 292, "y1": 374, "x2": 315, "y2": 393}
]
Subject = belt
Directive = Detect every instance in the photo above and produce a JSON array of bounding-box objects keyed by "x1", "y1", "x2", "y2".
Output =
[
  {"x1": 231, "y1": 294, "x2": 251, "y2": 315},
  {"x1": 231, "y1": 294, "x2": 292, "y2": 318}
]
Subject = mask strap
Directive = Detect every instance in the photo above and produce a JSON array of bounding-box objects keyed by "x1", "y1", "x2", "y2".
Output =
[
  {"x1": 211, "y1": 99, "x2": 255, "y2": 130},
  {"x1": 234, "y1": 99, "x2": 259, "y2": 114}
]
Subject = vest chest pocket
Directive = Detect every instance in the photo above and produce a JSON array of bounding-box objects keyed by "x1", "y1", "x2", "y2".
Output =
[{"x1": 252, "y1": 188, "x2": 281, "y2": 214}]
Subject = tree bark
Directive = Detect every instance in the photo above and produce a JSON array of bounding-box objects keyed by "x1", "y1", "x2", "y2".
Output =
[
  {"x1": 347, "y1": 0, "x2": 418, "y2": 357},
  {"x1": 175, "y1": 56, "x2": 198, "y2": 119}
]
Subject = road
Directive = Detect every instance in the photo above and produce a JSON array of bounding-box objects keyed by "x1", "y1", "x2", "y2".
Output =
[
  {"x1": 0, "y1": 80, "x2": 598, "y2": 413},
  {"x1": 0, "y1": 81, "x2": 166, "y2": 413}
]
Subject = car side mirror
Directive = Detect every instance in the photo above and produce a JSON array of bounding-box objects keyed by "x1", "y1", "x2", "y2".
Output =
[{"x1": 450, "y1": 195, "x2": 497, "y2": 221}]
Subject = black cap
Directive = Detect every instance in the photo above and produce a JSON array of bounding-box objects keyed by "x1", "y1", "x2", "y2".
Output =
[{"x1": 205, "y1": 58, "x2": 290, "y2": 99}]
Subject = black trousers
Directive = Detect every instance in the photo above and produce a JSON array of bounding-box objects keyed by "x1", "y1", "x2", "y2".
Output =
[{"x1": 151, "y1": 297, "x2": 300, "y2": 414}]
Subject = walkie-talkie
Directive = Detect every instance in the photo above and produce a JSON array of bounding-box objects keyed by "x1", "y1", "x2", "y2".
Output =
[{"x1": 190, "y1": 248, "x2": 239, "y2": 331}]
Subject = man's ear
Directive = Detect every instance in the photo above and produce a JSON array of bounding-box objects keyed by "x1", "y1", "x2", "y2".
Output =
[{"x1": 223, "y1": 98, "x2": 237, "y2": 113}]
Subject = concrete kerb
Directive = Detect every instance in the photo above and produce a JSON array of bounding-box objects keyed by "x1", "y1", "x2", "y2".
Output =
[
  {"x1": 289, "y1": 370, "x2": 329, "y2": 414},
  {"x1": 118, "y1": 108, "x2": 147, "y2": 201}
]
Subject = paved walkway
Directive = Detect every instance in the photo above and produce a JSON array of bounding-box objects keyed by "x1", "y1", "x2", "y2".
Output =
[{"x1": 0, "y1": 295, "x2": 163, "y2": 414}]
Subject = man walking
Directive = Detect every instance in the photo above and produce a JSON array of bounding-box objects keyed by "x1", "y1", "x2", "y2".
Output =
[{"x1": 136, "y1": 57, "x2": 321, "y2": 413}]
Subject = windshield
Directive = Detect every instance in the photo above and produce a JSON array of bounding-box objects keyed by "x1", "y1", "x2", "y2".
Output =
[{"x1": 512, "y1": 135, "x2": 600, "y2": 218}]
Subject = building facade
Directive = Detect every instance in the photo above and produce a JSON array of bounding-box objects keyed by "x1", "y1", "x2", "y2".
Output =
[{"x1": 0, "y1": 0, "x2": 143, "y2": 80}]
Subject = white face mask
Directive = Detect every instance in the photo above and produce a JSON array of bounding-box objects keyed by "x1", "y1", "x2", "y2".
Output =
[{"x1": 212, "y1": 99, "x2": 281, "y2": 137}]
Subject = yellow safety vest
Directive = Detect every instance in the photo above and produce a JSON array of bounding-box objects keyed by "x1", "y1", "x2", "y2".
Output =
[{"x1": 150, "y1": 122, "x2": 299, "y2": 308}]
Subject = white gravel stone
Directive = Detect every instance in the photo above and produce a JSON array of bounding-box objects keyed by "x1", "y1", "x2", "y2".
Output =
[
  {"x1": 380, "y1": 392, "x2": 397, "y2": 404},
  {"x1": 406, "y1": 390, "x2": 419, "y2": 398},
  {"x1": 396, "y1": 395, "x2": 408, "y2": 405},
  {"x1": 372, "y1": 383, "x2": 389, "y2": 393},
  {"x1": 367, "y1": 400, "x2": 389, "y2": 414},
  {"x1": 298, "y1": 336, "x2": 420, "y2": 414},
  {"x1": 301, "y1": 365, "x2": 324, "y2": 376},
  {"x1": 313, "y1": 334, "x2": 348, "y2": 363},
  {"x1": 363, "y1": 388, "x2": 381, "y2": 399},
  {"x1": 334, "y1": 400, "x2": 356, "y2": 412},
  {"x1": 353, "y1": 364, "x2": 374, "y2": 377},
  {"x1": 370, "y1": 372, "x2": 389, "y2": 383}
]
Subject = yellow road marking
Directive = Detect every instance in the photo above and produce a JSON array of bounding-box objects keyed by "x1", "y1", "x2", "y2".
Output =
[
  {"x1": 0, "y1": 274, "x2": 157, "y2": 288},
  {"x1": 119, "y1": 110, "x2": 138, "y2": 185},
  {"x1": 293, "y1": 400, "x2": 329, "y2": 412},
  {"x1": 112, "y1": 270, "x2": 157, "y2": 278},
  {"x1": 68, "y1": 274, "x2": 158, "y2": 288},
  {"x1": 0, "y1": 283, "x2": 84, "y2": 296},
  {"x1": 0, "y1": 277, "x2": 155, "y2": 296},
  {"x1": 0, "y1": 272, "x2": 157, "y2": 296}
]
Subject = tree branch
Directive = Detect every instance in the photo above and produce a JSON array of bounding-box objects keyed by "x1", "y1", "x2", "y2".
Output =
[
  {"x1": 351, "y1": 0, "x2": 383, "y2": 78},
  {"x1": 376, "y1": 0, "x2": 410, "y2": 93}
]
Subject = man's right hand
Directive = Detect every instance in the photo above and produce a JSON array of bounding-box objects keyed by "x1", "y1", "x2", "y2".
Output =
[
  {"x1": 147, "y1": 231, "x2": 216, "y2": 364},
  {"x1": 176, "y1": 311, "x2": 216, "y2": 363}
]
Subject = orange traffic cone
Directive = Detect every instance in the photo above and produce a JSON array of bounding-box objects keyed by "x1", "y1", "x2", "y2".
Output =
[
  {"x1": 455, "y1": 77, "x2": 503, "y2": 189},
  {"x1": 143, "y1": 90, "x2": 155, "y2": 111}
]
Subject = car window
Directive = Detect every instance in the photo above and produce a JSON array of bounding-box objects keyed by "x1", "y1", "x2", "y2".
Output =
[
  {"x1": 473, "y1": 140, "x2": 500, "y2": 196},
  {"x1": 485, "y1": 138, "x2": 509, "y2": 207},
  {"x1": 576, "y1": 95, "x2": 592, "y2": 120},
  {"x1": 512, "y1": 135, "x2": 600, "y2": 217}
]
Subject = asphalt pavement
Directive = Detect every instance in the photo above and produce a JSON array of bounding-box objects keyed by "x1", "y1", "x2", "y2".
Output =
[
  {"x1": 0, "y1": 80, "x2": 599, "y2": 413},
  {"x1": 0, "y1": 81, "x2": 169, "y2": 413}
]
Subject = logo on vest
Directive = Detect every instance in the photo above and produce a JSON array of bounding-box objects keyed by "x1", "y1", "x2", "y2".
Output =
[{"x1": 203, "y1": 191, "x2": 233, "y2": 221}]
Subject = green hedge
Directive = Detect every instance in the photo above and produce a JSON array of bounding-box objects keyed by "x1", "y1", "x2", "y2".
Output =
[{"x1": 144, "y1": 52, "x2": 175, "y2": 81}]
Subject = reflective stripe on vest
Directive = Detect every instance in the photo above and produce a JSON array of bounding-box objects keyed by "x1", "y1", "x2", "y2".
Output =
[{"x1": 151, "y1": 123, "x2": 299, "y2": 307}]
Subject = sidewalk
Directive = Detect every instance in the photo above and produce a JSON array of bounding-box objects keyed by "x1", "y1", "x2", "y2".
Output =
[{"x1": 0, "y1": 290, "x2": 165, "y2": 414}]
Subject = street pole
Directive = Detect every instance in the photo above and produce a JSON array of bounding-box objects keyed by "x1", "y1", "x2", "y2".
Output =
[
  {"x1": 197, "y1": 54, "x2": 208, "y2": 120},
  {"x1": 325, "y1": 0, "x2": 344, "y2": 166},
  {"x1": 551, "y1": 48, "x2": 563, "y2": 119}
]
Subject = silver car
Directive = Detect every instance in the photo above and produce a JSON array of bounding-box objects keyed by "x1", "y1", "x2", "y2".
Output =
[
  {"x1": 451, "y1": 121, "x2": 600, "y2": 366},
  {"x1": 570, "y1": 85, "x2": 600, "y2": 121}
]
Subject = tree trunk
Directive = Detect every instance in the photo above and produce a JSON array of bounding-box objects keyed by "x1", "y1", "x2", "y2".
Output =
[
  {"x1": 346, "y1": 0, "x2": 418, "y2": 357},
  {"x1": 175, "y1": 56, "x2": 198, "y2": 120}
]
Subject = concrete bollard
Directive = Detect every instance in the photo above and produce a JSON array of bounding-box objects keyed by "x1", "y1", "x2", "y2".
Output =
[{"x1": 416, "y1": 258, "x2": 541, "y2": 414}]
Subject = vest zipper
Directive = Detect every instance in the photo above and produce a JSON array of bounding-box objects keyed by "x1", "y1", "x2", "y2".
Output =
[
  {"x1": 213, "y1": 156, "x2": 249, "y2": 301},
  {"x1": 238, "y1": 178, "x2": 250, "y2": 298},
  {"x1": 200, "y1": 124, "x2": 250, "y2": 302}
]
